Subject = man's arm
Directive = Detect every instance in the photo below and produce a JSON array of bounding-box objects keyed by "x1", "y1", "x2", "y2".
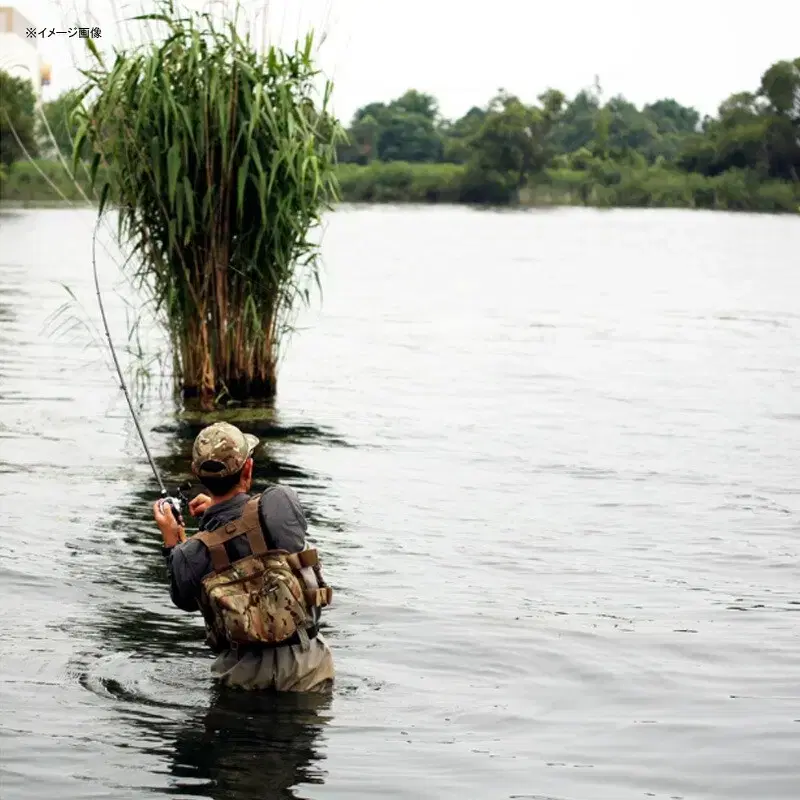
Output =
[
  {"x1": 163, "y1": 541, "x2": 205, "y2": 612},
  {"x1": 258, "y1": 484, "x2": 308, "y2": 553},
  {"x1": 154, "y1": 499, "x2": 204, "y2": 612}
]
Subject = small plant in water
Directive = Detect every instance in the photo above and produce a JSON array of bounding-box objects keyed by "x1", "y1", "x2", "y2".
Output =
[{"x1": 72, "y1": 0, "x2": 346, "y2": 409}]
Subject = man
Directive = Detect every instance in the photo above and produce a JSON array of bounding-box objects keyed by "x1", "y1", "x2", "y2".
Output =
[{"x1": 152, "y1": 421, "x2": 335, "y2": 693}]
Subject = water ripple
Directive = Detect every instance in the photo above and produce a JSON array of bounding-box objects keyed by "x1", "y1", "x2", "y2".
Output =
[{"x1": 1, "y1": 207, "x2": 800, "y2": 800}]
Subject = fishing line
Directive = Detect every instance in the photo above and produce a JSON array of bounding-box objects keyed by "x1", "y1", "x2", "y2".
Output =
[{"x1": 91, "y1": 218, "x2": 187, "y2": 522}]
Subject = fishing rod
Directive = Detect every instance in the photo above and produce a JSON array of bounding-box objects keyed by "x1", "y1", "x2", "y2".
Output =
[{"x1": 91, "y1": 220, "x2": 189, "y2": 527}]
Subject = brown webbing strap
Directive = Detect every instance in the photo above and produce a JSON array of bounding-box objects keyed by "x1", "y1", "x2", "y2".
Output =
[
  {"x1": 194, "y1": 526, "x2": 237, "y2": 548},
  {"x1": 246, "y1": 528, "x2": 268, "y2": 556},
  {"x1": 194, "y1": 528, "x2": 235, "y2": 572},
  {"x1": 285, "y1": 549, "x2": 319, "y2": 570},
  {"x1": 194, "y1": 497, "x2": 267, "y2": 573},
  {"x1": 241, "y1": 497, "x2": 268, "y2": 556},
  {"x1": 305, "y1": 587, "x2": 333, "y2": 607},
  {"x1": 208, "y1": 544, "x2": 230, "y2": 572},
  {"x1": 239, "y1": 497, "x2": 262, "y2": 535}
]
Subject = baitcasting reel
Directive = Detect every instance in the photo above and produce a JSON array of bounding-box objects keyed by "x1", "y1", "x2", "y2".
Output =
[{"x1": 159, "y1": 481, "x2": 193, "y2": 527}]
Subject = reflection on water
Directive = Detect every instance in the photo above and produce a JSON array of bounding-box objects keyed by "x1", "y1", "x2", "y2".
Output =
[
  {"x1": 77, "y1": 661, "x2": 333, "y2": 800},
  {"x1": 166, "y1": 688, "x2": 332, "y2": 800}
]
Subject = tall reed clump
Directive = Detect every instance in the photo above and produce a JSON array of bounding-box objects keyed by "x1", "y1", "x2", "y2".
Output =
[{"x1": 73, "y1": 1, "x2": 345, "y2": 408}]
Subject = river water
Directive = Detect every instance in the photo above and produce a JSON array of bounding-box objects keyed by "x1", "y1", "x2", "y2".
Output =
[{"x1": 0, "y1": 205, "x2": 798, "y2": 800}]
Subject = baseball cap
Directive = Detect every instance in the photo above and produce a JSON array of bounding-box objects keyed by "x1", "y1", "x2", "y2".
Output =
[{"x1": 191, "y1": 422, "x2": 259, "y2": 478}]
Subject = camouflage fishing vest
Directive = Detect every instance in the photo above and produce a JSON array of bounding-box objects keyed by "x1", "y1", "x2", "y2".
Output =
[{"x1": 193, "y1": 496, "x2": 332, "y2": 652}]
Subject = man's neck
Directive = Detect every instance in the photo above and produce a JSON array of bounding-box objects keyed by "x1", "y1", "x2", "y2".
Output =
[{"x1": 210, "y1": 487, "x2": 248, "y2": 506}]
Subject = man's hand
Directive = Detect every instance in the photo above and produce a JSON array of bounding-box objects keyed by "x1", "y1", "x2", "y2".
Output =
[
  {"x1": 153, "y1": 500, "x2": 187, "y2": 548},
  {"x1": 188, "y1": 493, "x2": 213, "y2": 517}
]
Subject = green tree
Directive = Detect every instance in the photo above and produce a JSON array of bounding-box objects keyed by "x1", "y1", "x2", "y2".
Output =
[
  {"x1": 352, "y1": 101, "x2": 389, "y2": 125},
  {"x1": 605, "y1": 95, "x2": 658, "y2": 155},
  {"x1": 716, "y1": 116, "x2": 771, "y2": 173},
  {"x1": 388, "y1": 89, "x2": 439, "y2": 120},
  {"x1": 676, "y1": 60, "x2": 800, "y2": 181},
  {"x1": 717, "y1": 92, "x2": 764, "y2": 128},
  {"x1": 539, "y1": 88, "x2": 566, "y2": 121},
  {"x1": 644, "y1": 98, "x2": 700, "y2": 135},
  {"x1": 337, "y1": 113, "x2": 381, "y2": 164},
  {"x1": 759, "y1": 58, "x2": 800, "y2": 180},
  {"x1": 760, "y1": 58, "x2": 800, "y2": 119},
  {"x1": 0, "y1": 71, "x2": 38, "y2": 167},
  {"x1": 549, "y1": 89, "x2": 600, "y2": 153},
  {"x1": 677, "y1": 132, "x2": 721, "y2": 175},
  {"x1": 445, "y1": 106, "x2": 486, "y2": 138},
  {"x1": 441, "y1": 106, "x2": 486, "y2": 163},
  {"x1": 463, "y1": 91, "x2": 552, "y2": 201},
  {"x1": 377, "y1": 110, "x2": 443, "y2": 162},
  {"x1": 342, "y1": 92, "x2": 444, "y2": 163}
]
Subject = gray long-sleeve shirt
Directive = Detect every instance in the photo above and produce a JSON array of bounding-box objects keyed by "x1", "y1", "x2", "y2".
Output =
[{"x1": 163, "y1": 485, "x2": 311, "y2": 614}]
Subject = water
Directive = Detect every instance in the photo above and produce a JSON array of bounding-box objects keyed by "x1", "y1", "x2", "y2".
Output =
[{"x1": 1, "y1": 205, "x2": 799, "y2": 800}]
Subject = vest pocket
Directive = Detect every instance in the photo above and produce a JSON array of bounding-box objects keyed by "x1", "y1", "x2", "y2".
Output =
[{"x1": 208, "y1": 561, "x2": 308, "y2": 646}]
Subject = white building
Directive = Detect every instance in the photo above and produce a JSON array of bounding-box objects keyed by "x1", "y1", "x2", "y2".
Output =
[{"x1": 0, "y1": 6, "x2": 51, "y2": 104}]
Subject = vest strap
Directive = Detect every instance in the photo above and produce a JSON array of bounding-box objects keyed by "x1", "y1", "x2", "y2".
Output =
[
  {"x1": 194, "y1": 496, "x2": 268, "y2": 573},
  {"x1": 286, "y1": 548, "x2": 319, "y2": 570},
  {"x1": 246, "y1": 527, "x2": 268, "y2": 557},
  {"x1": 208, "y1": 542, "x2": 230, "y2": 572},
  {"x1": 305, "y1": 587, "x2": 332, "y2": 607}
]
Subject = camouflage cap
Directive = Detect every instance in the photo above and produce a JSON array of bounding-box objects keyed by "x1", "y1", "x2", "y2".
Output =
[{"x1": 191, "y1": 422, "x2": 259, "y2": 478}]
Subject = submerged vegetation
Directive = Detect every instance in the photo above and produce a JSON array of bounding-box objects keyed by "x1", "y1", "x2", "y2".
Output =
[{"x1": 62, "y1": 1, "x2": 343, "y2": 408}]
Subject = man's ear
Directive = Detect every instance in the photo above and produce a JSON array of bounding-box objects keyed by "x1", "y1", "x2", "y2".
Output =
[{"x1": 243, "y1": 457, "x2": 254, "y2": 484}]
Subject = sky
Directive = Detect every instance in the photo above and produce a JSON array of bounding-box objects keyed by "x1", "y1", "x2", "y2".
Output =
[{"x1": 6, "y1": 0, "x2": 800, "y2": 123}]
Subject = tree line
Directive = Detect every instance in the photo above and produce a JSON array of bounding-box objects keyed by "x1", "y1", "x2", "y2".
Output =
[
  {"x1": 331, "y1": 57, "x2": 799, "y2": 209},
  {"x1": 1, "y1": 56, "x2": 799, "y2": 211}
]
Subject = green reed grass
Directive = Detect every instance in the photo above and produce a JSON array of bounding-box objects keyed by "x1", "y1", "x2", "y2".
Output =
[{"x1": 72, "y1": 0, "x2": 345, "y2": 408}]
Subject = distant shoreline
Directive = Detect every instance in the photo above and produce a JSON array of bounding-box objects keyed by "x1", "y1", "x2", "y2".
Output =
[{"x1": 2, "y1": 159, "x2": 799, "y2": 214}]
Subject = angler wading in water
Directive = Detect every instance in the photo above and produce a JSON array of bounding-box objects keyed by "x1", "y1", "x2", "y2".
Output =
[
  {"x1": 152, "y1": 422, "x2": 335, "y2": 692},
  {"x1": 91, "y1": 220, "x2": 333, "y2": 693}
]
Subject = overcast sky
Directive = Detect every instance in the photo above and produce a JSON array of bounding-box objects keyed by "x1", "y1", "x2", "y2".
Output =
[{"x1": 9, "y1": 0, "x2": 800, "y2": 123}]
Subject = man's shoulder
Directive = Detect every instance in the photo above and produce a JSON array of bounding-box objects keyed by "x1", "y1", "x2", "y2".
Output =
[
  {"x1": 258, "y1": 483, "x2": 305, "y2": 521},
  {"x1": 257, "y1": 483, "x2": 307, "y2": 552},
  {"x1": 258, "y1": 483, "x2": 300, "y2": 502}
]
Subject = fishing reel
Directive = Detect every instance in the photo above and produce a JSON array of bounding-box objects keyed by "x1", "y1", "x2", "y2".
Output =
[{"x1": 159, "y1": 481, "x2": 193, "y2": 527}]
